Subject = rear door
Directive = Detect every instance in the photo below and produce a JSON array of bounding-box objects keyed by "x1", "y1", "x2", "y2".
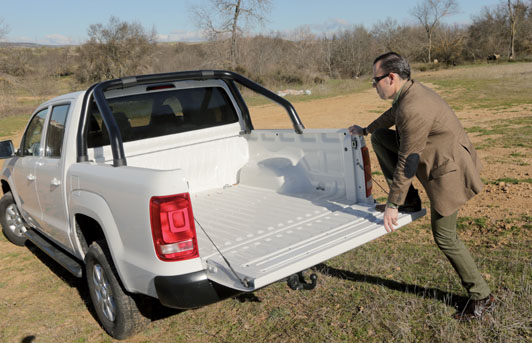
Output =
[{"x1": 34, "y1": 103, "x2": 71, "y2": 248}]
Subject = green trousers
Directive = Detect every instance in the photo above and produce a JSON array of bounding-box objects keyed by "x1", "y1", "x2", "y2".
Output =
[{"x1": 371, "y1": 128, "x2": 491, "y2": 300}]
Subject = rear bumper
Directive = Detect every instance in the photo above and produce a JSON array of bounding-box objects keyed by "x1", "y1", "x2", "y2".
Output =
[{"x1": 154, "y1": 270, "x2": 241, "y2": 309}]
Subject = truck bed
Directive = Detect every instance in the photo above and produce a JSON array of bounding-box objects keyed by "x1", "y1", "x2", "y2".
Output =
[{"x1": 193, "y1": 184, "x2": 425, "y2": 291}]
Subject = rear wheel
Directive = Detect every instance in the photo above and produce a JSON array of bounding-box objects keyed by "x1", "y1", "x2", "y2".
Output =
[
  {"x1": 0, "y1": 192, "x2": 27, "y2": 246},
  {"x1": 85, "y1": 240, "x2": 149, "y2": 339}
]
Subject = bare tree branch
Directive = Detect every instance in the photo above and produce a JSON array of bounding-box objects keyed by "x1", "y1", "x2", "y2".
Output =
[
  {"x1": 189, "y1": 0, "x2": 272, "y2": 67},
  {"x1": 506, "y1": 0, "x2": 528, "y2": 59},
  {"x1": 0, "y1": 17, "x2": 10, "y2": 41},
  {"x1": 411, "y1": 0, "x2": 459, "y2": 62}
]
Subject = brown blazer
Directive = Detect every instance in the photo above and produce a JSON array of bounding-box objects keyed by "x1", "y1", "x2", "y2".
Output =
[{"x1": 367, "y1": 80, "x2": 483, "y2": 217}]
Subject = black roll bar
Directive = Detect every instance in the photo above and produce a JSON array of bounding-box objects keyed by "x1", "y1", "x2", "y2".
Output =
[{"x1": 77, "y1": 70, "x2": 305, "y2": 167}]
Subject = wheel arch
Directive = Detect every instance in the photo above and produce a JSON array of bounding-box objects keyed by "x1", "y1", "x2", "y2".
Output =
[
  {"x1": 75, "y1": 213, "x2": 105, "y2": 256},
  {"x1": 1, "y1": 179, "x2": 11, "y2": 195},
  {"x1": 69, "y1": 191, "x2": 128, "y2": 285}
]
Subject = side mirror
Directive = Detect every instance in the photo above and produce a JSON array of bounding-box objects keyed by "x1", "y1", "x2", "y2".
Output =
[{"x1": 0, "y1": 140, "x2": 15, "y2": 159}]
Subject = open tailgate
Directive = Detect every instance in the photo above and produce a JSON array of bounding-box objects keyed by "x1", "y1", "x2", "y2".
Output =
[{"x1": 192, "y1": 185, "x2": 425, "y2": 292}]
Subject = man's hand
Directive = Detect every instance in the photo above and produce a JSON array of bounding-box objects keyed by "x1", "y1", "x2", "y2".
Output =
[
  {"x1": 383, "y1": 206, "x2": 399, "y2": 232},
  {"x1": 348, "y1": 124, "x2": 365, "y2": 136}
]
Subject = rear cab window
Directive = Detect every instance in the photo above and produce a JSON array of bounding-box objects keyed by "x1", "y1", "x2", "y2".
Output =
[{"x1": 88, "y1": 86, "x2": 239, "y2": 148}]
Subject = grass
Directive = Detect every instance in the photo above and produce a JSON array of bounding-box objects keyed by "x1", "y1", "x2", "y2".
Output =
[
  {"x1": 465, "y1": 117, "x2": 532, "y2": 150},
  {"x1": 488, "y1": 177, "x2": 532, "y2": 184},
  {"x1": 375, "y1": 197, "x2": 388, "y2": 203},
  {"x1": 457, "y1": 216, "x2": 488, "y2": 231},
  {"x1": 415, "y1": 62, "x2": 532, "y2": 111},
  {"x1": 0, "y1": 115, "x2": 31, "y2": 141}
]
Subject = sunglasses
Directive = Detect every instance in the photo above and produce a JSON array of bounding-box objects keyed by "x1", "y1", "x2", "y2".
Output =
[{"x1": 372, "y1": 73, "x2": 390, "y2": 87}]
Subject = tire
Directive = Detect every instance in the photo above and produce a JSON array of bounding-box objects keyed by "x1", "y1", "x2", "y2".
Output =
[
  {"x1": 0, "y1": 192, "x2": 28, "y2": 246},
  {"x1": 85, "y1": 240, "x2": 149, "y2": 339}
]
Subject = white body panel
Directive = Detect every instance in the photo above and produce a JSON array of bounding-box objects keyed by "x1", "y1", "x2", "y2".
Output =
[
  {"x1": 87, "y1": 122, "x2": 248, "y2": 194},
  {"x1": 67, "y1": 165, "x2": 205, "y2": 296},
  {"x1": 11, "y1": 156, "x2": 41, "y2": 227}
]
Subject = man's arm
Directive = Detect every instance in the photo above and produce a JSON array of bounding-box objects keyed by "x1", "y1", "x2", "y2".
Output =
[
  {"x1": 348, "y1": 108, "x2": 395, "y2": 136},
  {"x1": 382, "y1": 108, "x2": 431, "y2": 232},
  {"x1": 367, "y1": 108, "x2": 395, "y2": 133},
  {"x1": 387, "y1": 108, "x2": 432, "y2": 206}
]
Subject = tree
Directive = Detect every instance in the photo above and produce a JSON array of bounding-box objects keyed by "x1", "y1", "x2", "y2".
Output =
[
  {"x1": 371, "y1": 18, "x2": 426, "y2": 60},
  {"x1": 76, "y1": 16, "x2": 156, "y2": 82},
  {"x1": 329, "y1": 27, "x2": 374, "y2": 78},
  {"x1": 520, "y1": 0, "x2": 532, "y2": 55},
  {"x1": 289, "y1": 26, "x2": 317, "y2": 70},
  {"x1": 506, "y1": 0, "x2": 529, "y2": 59},
  {"x1": 466, "y1": 1, "x2": 530, "y2": 61},
  {"x1": 319, "y1": 35, "x2": 335, "y2": 78},
  {"x1": 508, "y1": 0, "x2": 518, "y2": 59},
  {"x1": 191, "y1": 0, "x2": 272, "y2": 68},
  {"x1": 411, "y1": 0, "x2": 458, "y2": 63},
  {"x1": 0, "y1": 17, "x2": 9, "y2": 42},
  {"x1": 467, "y1": 6, "x2": 507, "y2": 60},
  {"x1": 432, "y1": 24, "x2": 467, "y2": 64}
]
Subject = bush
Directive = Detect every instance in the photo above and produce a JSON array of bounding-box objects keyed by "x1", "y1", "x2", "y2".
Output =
[{"x1": 75, "y1": 17, "x2": 156, "y2": 83}]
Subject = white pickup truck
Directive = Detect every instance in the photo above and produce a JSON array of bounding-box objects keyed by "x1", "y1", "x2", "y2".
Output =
[{"x1": 0, "y1": 70, "x2": 425, "y2": 339}]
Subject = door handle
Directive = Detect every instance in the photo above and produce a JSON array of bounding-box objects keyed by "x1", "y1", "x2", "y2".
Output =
[
  {"x1": 51, "y1": 178, "x2": 61, "y2": 186},
  {"x1": 27, "y1": 174, "x2": 35, "y2": 181}
]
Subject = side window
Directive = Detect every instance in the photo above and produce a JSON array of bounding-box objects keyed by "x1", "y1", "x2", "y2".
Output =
[
  {"x1": 22, "y1": 109, "x2": 48, "y2": 156},
  {"x1": 45, "y1": 104, "x2": 70, "y2": 158}
]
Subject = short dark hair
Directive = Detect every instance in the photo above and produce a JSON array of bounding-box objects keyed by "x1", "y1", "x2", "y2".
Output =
[{"x1": 373, "y1": 52, "x2": 411, "y2": 80}]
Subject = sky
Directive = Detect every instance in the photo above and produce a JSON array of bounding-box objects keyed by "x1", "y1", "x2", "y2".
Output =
[{"x1": 0, "y1": 0, "x2": 501, "y2": 45}]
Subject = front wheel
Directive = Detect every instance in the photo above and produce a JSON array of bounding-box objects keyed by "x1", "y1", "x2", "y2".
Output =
[
  {"x1": 0, "y1": 192, "x2": 27, "y2": 246},
  {"x1": 85, "y1": 240, "x2": 149, "y2": 339}
]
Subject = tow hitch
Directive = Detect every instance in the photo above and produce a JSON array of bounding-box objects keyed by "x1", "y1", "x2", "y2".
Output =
[{"x1": 287, "y1": 271, "x2": 318, "y2": 290}]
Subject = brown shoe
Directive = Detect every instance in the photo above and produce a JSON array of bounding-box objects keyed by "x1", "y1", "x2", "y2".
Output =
[
  {"x1": 453, "y1": 294, "x2": 495, "y2": 321},
  {"x1": 374, "y1": 187, "x2": 422, "y2": 213},
  {"x1": 374, "y1": 201, "x2": 422, "y2": 213}
]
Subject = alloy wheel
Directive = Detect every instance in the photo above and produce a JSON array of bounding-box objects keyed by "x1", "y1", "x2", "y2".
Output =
[
  {"x1": 5, "y1": 203, "x2": 26, "y2": 238},
  {"x1": 92, "y1": 264, "x2": 116, "y2": 322}
]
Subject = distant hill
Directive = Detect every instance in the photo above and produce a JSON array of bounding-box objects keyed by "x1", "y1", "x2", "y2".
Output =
[{"x1": 0, "y1": 42, "x2": 75, "y2": 48}]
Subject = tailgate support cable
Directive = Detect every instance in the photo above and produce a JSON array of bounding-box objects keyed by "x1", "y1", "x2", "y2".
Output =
[
  {"x1": 356, "y1": 162, "x2": 389, "y2": 195},
  {"x1": 194, "y1": 218, "x2": 253, "y2": 289}
]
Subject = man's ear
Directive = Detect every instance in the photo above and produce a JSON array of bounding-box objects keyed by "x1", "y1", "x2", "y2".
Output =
[{"x1": 388, "y1": 72, "x2": 396, "y2": 83}]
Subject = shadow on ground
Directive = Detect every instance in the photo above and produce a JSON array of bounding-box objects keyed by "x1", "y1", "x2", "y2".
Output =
[
  {"x1": 24, "y1": 241, "x2": 183, "y2": 324},
  {"x1": 313, "y1": 263, "x2": 469, "y2": 308}
]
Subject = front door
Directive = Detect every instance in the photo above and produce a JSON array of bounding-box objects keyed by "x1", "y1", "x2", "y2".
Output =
[{"x1": 12, "y1": 108, "x2": 48, "y2": 228}]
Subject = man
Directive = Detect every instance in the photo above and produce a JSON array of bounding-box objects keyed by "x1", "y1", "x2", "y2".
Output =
[{"x1": 349, "y1": 52, "x2": 494, "y2": 320}]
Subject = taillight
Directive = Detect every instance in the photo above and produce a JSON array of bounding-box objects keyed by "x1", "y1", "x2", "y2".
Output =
[
  {"x1": 361, "y1": 146, "x2": 373, "y2": 198},
  {"x1": 150, "y1": 193, "x2": 199, "y2": 261}
]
